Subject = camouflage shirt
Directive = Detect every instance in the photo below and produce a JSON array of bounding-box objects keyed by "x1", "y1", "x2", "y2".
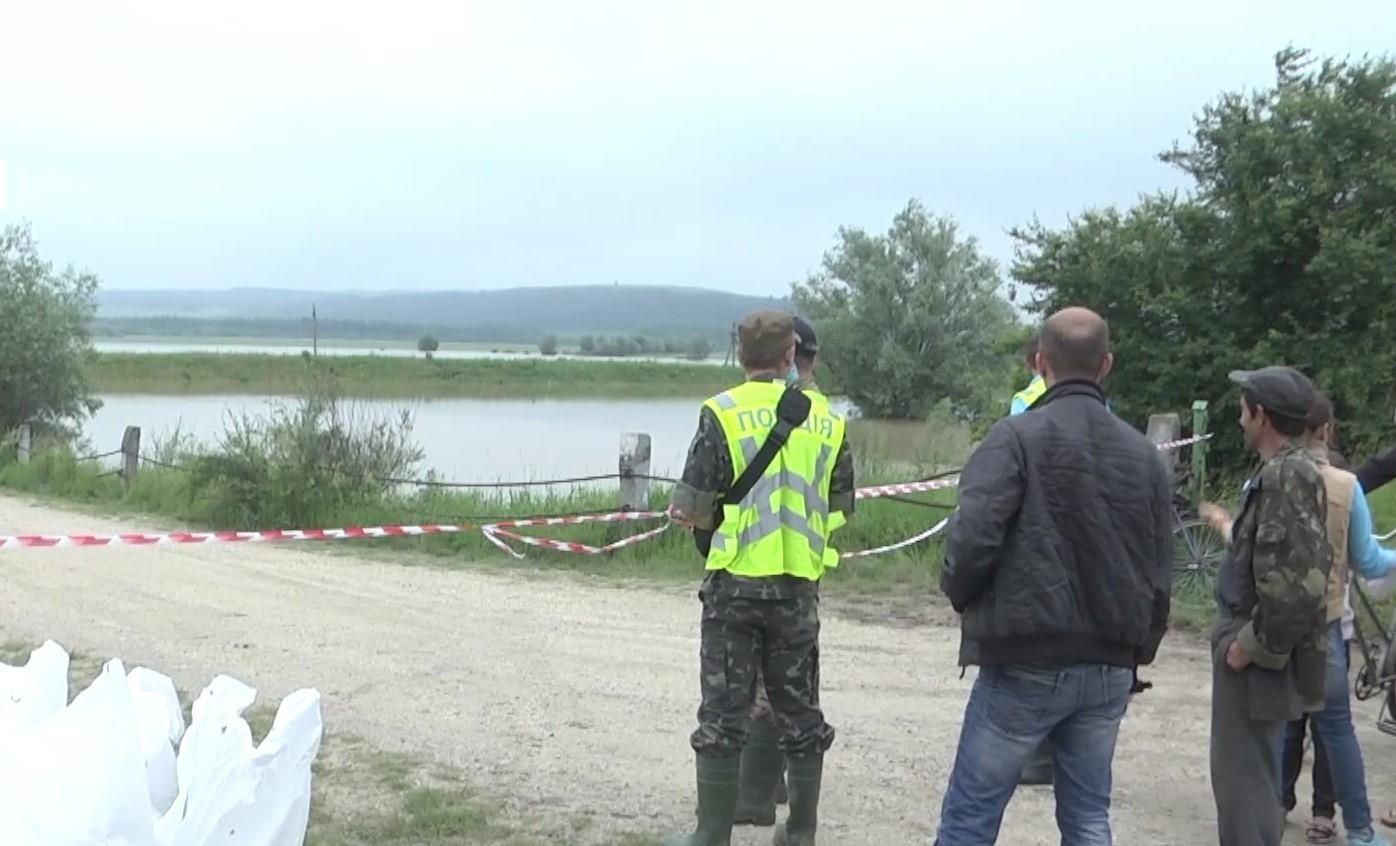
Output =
[
  {"x1": 671, "y1": 376, "x2": 854, "y2": 596},
  {"x1": 1216, "y1": 439, "x2": 1331, "y2": 709}
]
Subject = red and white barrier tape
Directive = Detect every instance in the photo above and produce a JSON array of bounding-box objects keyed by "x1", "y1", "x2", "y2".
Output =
[
  {"x1": 841, "y1": 518, "x2": 949, "y2": 560},
  {"x1": 1154, "y1": 432, "x2": 1213, "y2": 452},
  {"x1": 481, "y1": 511, "x2": 671, "y2": 559},
  {"x1": 0, "y1": 524, "x2": 473, "y2": 550},
  {"x1": 856, "y1": 477, "x2": 959, "y2": 500},
  {"x1": 0, "y1": 432, "x2": 1215, "y2": 554}
]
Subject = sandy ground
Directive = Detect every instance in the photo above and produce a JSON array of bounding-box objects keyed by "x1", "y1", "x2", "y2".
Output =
[{"x1": 0, "y1": 492, "x2": 1392, "y2": 845}]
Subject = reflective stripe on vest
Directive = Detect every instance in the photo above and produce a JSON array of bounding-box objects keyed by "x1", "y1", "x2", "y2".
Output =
[
  {"x1": 702, "y1": 381, "x2": 847, "y2": 581},
  {"x1": 1012, "y1": 375, "x2": 1046, "y2": 412}
]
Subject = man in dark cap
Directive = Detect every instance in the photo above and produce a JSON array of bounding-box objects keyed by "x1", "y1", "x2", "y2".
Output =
[
  {"x1": 1200, "y1": 366, "x2": 1332, "y2": 846},
  {"x1": 792, "y1": 317, "x2": 820, "y2": 393},
  {"x1": 666, "y1": 309, "x2": 854, "y2": 846}
]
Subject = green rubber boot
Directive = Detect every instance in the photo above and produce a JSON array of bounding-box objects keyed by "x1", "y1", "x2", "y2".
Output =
[
  {"x1": 771, "y1": 754, "x2": 822, "y2": 846},
  {"x1": 664, "y1": 752, "x2": 740, "y2": 846},
  {"x1": 733, "y1": 719, "x2": 784, "y2": 826}
]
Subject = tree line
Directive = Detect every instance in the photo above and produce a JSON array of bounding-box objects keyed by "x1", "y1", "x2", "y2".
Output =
[{"x1": 7, "y1": 46, "x2": 1396, "y2": 487}]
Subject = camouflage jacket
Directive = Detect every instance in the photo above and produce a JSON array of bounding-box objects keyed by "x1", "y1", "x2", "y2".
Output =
[
  {"x1": 671, "y1": 377, "x2": 854, "y2": 597},
  {"x1": 1215, "y1": 440, "x2": 1331, "y2": 714}
]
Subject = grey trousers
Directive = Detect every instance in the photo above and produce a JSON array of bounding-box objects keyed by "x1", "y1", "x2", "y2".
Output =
[{"x1": 1210, "y1": 637, "x2": 1286, "y2": 846}]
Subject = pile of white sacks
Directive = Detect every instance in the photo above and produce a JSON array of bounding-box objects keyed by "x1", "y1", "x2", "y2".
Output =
[{"x1": 0, "y1": 640, "x2": 323, "y2": 846}]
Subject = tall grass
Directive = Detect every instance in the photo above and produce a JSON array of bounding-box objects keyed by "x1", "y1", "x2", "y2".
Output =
[
  {"x1": 0, "y1": 388, "x2": 958, "y2": 596},
  {"x1": 87, "y1": 352, "x2": 741, "y2": 399}
]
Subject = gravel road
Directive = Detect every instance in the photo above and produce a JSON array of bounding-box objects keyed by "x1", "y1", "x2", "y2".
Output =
[{"x1": 0, "y1": 493, "x2": 1390, "y2": 844}]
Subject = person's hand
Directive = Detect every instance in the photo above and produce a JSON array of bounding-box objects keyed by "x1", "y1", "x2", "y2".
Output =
[
  {"x1": 1225, "y1": 639, "x2": 1251, "y2": 671},
  {"x1": 666, "y1": 504, "x2": 694, "y2": 529},
  {"x1": 1200, "y1": 502, "x2": 1233, "y2": 536}
]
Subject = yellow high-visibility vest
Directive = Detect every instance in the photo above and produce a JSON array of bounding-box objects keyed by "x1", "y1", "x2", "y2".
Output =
[
  {"x1": 702, "y1": 380, "x2": 847, "y2": 581},
  {"x1": 1011, "y1": 375, "x2": 1046, "y2": 415}
]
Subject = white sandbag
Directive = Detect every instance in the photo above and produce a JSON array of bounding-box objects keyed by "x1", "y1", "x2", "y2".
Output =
[
  {"x1": 156, "y1": 680, "x2": 323, "y2": 846},
  {"x1": 128, "y1": 668, "x2": 186, "y2": 817},
  {"x1": 0, "y1": 639, "x2": 70, "y2": 736},
  {"x1": 0, "y1": 643, "x2": 322, "y2": 846},
  {"x1": 0, "y1": 659, "x2": 157, "y2": 846}
]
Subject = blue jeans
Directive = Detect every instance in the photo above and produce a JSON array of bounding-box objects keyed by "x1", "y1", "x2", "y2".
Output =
[
  {"x1": 1278, "y1": 622, "x2": 1374, "y2": 833},
  {"x1": 935, "y1": 663, "x2": 1132, "y2": 846}
]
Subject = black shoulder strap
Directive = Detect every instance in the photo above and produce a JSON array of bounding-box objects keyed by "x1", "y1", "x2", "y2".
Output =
[
  {"x1": 721, "y1": 387, "x2": 812, "y2": 506},
  {"x1": 691, "y1": 386, "x2": 813, "y2": 558}
]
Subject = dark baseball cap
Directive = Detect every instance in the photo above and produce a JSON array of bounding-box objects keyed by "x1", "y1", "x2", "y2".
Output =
[
  {"x1": 793, "y1": 316, "x2": 818, "y2": 356},
  {"x1": 1228, "y1": 366, "x2": 1316, "y2": 422}
]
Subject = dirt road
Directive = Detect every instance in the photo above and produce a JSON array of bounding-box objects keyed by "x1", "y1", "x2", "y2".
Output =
[{"x1": 0, "y1": 493, "x2": 1391, "y2": 844}]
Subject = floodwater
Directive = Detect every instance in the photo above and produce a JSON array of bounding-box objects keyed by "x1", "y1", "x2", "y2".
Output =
[
  {"x1": 93, "y1": 340, "x2": 726, "y2": 367},
  {"x1": 84, "y1": 394, "x2": 706, "y2": 483}
]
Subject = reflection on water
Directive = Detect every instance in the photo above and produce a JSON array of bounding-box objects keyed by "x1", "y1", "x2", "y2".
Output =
[
  {"x1": 94, "y1": 340, "x2": 724, "y2": 367},
  {"x1": 81, "y1": 394, "x2": 960, "y2": 486},
  {"x1": 86, "y1": 395, "x2": 704, "y2": 483}
]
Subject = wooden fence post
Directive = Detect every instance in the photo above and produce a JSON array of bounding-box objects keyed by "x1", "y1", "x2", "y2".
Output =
[
  {"x1": 121, "y1": 426, "x2": 141, "y2": 493},
  {"x1": 619, "y1": 433, "x2": 652, "y2": 511},
  {"x1": 1191, "y1": 400, "x2": 1209, "y2": 506},
  {"x1": 16, "y1": 424, "x2": 31, "y2": 465}
]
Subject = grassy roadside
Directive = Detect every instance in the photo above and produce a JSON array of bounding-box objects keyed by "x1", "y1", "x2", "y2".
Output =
[
  {"x1": 0, "y1": 635, "x2": 660, "y2": 846},
  {"x1": 86, "y1": 353, "x2": 740, "y2": 399},
  {"x1": 0, "y1": 443, "x2": 1285, "y2": 632}
]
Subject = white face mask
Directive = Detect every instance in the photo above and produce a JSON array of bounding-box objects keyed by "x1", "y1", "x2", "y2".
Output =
[{"x1": 786, "y1": 364, "x2": 800, "y2": 387}]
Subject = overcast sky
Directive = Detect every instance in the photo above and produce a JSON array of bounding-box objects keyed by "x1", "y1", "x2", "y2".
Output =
[{"x1": 2, "y1": 1, "x2": 1393, "y2": 295}]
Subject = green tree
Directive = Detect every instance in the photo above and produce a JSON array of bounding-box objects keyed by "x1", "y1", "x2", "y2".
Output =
[
  {"x1": 1014, "y1": 47, "x2": 1396, "y2": 482},
  {"x1": 538, "y1": 335, "x2": 559, "y2": 356},
  {"x1": 416, "y1": 334, "x2": 440, "y2": 358},
  {"x1": 792, "y1": 200, "x2": 1016, "y2": 419},
  {"x1": 685, "y1": 335, "x2": 713, "y2": 361},
  {"x1": 0, "y1": 223, "x2": 102, "y2": 438},
  {"x1": 579, "y1": 335, "x2": 596, "y2": 354}
]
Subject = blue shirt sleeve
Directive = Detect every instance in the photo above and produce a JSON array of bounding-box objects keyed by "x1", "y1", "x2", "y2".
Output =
[{"x1": 1348, "y1": 489, "x2": 1396, "y2": 580}]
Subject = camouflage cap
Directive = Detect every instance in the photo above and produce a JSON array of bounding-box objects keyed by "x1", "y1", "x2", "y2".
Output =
[{"x1": 737, "y1": 310, "x2": 796, "y2": 366}]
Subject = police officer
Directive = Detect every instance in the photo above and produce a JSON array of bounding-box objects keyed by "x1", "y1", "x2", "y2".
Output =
[
  {"x1": 667, "y1": 310, "x2": 855, "y2": 846},
  {"x1": 1010, "y1": 336, "x2": 1046, "y2": 415},
  {"x1": 728, "y1": 316, "x2": 834, "y2": 827}
]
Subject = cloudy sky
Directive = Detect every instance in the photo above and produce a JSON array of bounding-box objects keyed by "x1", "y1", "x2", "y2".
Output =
[{"x1": 2, "y1": 1, "x2": 1392, "y2": 295}]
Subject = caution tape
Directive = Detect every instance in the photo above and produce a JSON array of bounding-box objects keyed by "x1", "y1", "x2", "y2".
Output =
[
  {"x1": 855, "y1": 477, "x2": 959, "y2": 500},
  {"x1": 0, "y1": 524, "x2": 472, "y2": 550},
  {"x1": 841, "y1": 518, "x2": 949, "y2": 560},
  {"x1": 481, "y1": 511, "x2": 671, "y2": 559},
  {"x1": 1154, "y1": 433, "x2": 1213, "y2": 452},
  {"x1": 0, "y1": 431, "x2": 1214, "y2": 555}
]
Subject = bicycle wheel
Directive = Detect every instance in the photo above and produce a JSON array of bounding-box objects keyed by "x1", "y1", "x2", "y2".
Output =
[{"x1": 1173, "y1": 517, "x2": 1225, "y2": 596}]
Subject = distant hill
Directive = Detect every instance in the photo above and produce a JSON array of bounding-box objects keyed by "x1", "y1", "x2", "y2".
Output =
[{"x1": 96, "y1": 285, "x2": 792, "y2": 341}]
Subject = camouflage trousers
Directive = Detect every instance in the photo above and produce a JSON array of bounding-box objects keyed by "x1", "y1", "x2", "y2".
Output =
[{"x1": 689, "y1": 573, "x2": 835, "y2": 758}]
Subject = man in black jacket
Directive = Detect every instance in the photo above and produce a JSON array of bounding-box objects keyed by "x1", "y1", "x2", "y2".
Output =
[{"x1": 933, "y1": 307, "x2": 1174, "y2": 846}]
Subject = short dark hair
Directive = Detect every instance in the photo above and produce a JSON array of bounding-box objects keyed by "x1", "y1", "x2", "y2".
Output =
[
  {"x1": 1243, "y1": 388, "x2": 1306, "y2": 437},
  {"x1": 1040, "y1": 314, "x2": 1109, "y2": 381},
  {"x1": 1305, "y1": 393, "x2": 1334, "y2": 434}
]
